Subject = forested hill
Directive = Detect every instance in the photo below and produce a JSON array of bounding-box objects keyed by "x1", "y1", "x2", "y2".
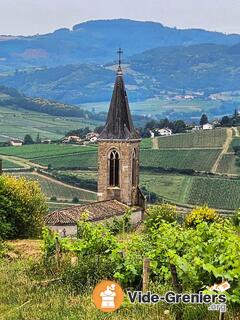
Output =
[
  {"x1": 0, "y1": 19, "x2": 240, "y2": 71},
  {"x1": 0, "y1": 86, "x2": 93, "y2": 118},
  {"x1": 1, "y1": 43, "x2": 240, "y2": 105},
  {"x1": 129, "y1": 43, "x2": 240, "y2": 92}
]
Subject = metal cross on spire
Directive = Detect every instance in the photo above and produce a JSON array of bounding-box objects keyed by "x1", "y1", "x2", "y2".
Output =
[{"x1": 117, "y1": 48, "x2": 123, "y2": 67}]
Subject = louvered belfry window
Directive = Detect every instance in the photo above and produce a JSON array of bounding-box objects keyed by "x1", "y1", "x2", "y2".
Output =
[{"x1": 109, "y1": 150, "x2": 120, "y2": 187}]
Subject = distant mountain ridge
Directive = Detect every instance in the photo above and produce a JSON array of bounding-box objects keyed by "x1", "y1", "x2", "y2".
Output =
[
  {"x1": 0, "y1": 19, "x2": 240, "y2": 71},
  {"x1": 1, "y1": 43, "x2": 240, "y2": 106}
]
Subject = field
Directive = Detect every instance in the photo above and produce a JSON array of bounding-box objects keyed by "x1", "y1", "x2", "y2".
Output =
[
  {"x1": 81, "y1": 97, "x2": 220, "y2": 118},
  {"x1": 228, "y1": 136, "x2": 240, "y2": 152},
  {"x1": 186, "y1": 176, "x2": 240, "y2": 210},
  {"x1": 140, "y1": 149, "x2": 221, "y2": 172},
  {"x1": 141, "y1": 173, "x2": 240, "y2": 210},
  {"x1": 0, "y1": 143, "x2": 221, "y2": 172},
  {"x1": 140, "y1": 173, "x2": 191, "y2": 203},
  {"x1": 157, "y1": 128, "x2": 227, "y2": 149},
  {"x1": 11, "y1": 172, "x2": 97, "y2": 202},
  {"x1": 1, "y1": 159, "x2": 24, "y2": 169},
  {"x1": 0, "y1": 105, "x2": 101, "y2": 142},
  {"x1": 0, "y1": 144, "x2": 97, "y2": 159},
  {"x1": 1, "y1": 127, "x2": 240, "y2": 210},
  {"x1": 216, "y1": 154, "x2": 240, "y2": 175},
  {"x1": 140, "y1": 138, "x2": 152, "y2": 149}
]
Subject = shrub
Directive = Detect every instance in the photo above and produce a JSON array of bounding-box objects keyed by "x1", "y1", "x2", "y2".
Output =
[
  {"x1": 106, "y1": 210, "x2": 132, "y2": 235},
  {"x1": 185, "y1": 206, "x2": 222, "y2": 227},
  {"x1": 72, "y1": 196, "x2": 80, "y2": 203},
  {"x1": 144, "y1": 204, "x2": 177, "y2": 231},
  {"x1": 0, "y1": 175, "x2": 47, "y2": 239},
  {"x1": 232, "y1": 209, "x2": 240, "y2": 227}
]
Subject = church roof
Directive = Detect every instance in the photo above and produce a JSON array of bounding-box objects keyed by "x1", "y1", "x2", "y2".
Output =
[
  {"x1": 98, "y1": 66, "x2": 140, "y2": 140},
  {"x1": 44, "y1": 200, "x2": 130, "y2": 225}
]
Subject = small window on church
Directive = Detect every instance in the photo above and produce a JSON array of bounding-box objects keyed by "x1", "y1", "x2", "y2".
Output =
[
  {"x1": 109, "y1": 150, "x2": 120, "y2": 187},
  {"x1": 132, "y1": 149, "x2": 137, "y2": 187}
]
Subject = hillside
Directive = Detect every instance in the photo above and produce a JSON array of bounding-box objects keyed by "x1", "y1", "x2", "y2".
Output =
[
  {"x1": 0, "y1": 43, "x2": 240, "y2": 114},
  {"x1": 0, "y1": 85, "x2": 93, "y2": 118},
  {"x1": 1, "y1": 19, "x2": 240, "y2": 71},
  {"x1": 0, "y1": 87, "x2": 102, "y2": 143}
]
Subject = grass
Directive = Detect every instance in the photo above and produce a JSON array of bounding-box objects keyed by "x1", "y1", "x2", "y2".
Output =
[
  {"x1": 140, "y1": 173, "x2": 192, "y2": 203},
  {"x1": 157, "y1": 128, "x2": 227, "y2": 149},
  {"x1": 11, "y1": 173, "x2": 97, "y2": 202},
  {"x1": 0, "y1": 253, "x2": 234, "y2": 320}
]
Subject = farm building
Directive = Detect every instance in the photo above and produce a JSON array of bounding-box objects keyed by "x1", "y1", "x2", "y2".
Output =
[
  {"x1": 45, "y1": 58, "x2": 146, "y2": 236},
  {"x1": 45, "y1": 200, "x2": 143, "y2": 237},
  {"x1": 62, "y1": 135, "x2": 82, "y2": 144},
  {"x1": 9, "y1": 139, "x2": 23, "y2": 147},
  {"x1": 203, "y1": 123, "x2": 213, "y2": 130},
  {"x1": 157, "y1": 128, "x2": 172, "y2": 136},
  {"x1": 86, "y1": 132, "x2": 99, "y2": 141}
]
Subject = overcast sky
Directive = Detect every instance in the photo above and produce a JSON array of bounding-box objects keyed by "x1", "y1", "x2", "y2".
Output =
[{"x1": 1, "y1": 0, "x2": 240, "y2": 36}]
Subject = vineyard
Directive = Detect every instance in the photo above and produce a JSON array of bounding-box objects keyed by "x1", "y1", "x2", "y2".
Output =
[
  {"x1": 1, "y1": 159, "x2": 24, "y2": 169},
  {"x1": 140, "y1": 173, "x2": 191, "y2": 203},
  {"x1": 216, "y1": 154, "x2": 240, "y2": 175},
  {"x1": 140, "y1": 138, "x2": 152, "y2": 149},
  {"x1": 228, "y1": 136, "x2": 240, "y2": 152},
  {"x1": 157, "y1": 128, "x2": 227, "y2": 149},
  {"x1": 0, "y1": 144, "x2": 97, "y2": 159},
  {"x1": 11, "y1": 172, "x2": 97, "y2": 202},
  {"x1": 36, "y1": 152, "x2": 98, "y2": 170},
  {"x1": 140, "y1": 149, "x2": 221, "y2": 172},
  {"x1": 186, "y1": 176, "x2": 240, "y2": 210}
]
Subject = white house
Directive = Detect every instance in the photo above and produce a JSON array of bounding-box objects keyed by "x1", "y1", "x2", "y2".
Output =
[
  {"x1": 9, "y1": 139, "x2": 23, "y2": 147},
  {"x1": 157, "y1": 128, "x2": 172, "y2": 136},
  {"x1": 62, "y1": 135, "x2": 82, "y2": 144},
  {"x1": 202, "y1": 123, "x2": 213, "y2": 130},
  {"x1": 192, "y1": 126, "x2": 202, "y2": 131},
  {"x1": 86, "y1": 132, "x2": 99, "y2": 141}
]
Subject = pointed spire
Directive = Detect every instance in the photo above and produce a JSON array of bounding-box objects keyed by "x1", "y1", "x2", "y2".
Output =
[{"x1": 98, "y1": 52, "x2": 139, "y2": 141}]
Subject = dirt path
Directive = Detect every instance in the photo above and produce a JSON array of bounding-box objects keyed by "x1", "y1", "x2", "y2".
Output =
[
  {"x1": 211, "y1": 128, "x2": 233, "y2": 173},
  {"x1": 233, "y1": 127, "x2": 239, "y2": 137},
  {"x1": 0, "y1": 154, "x2": 47, "y2": 170},
  {"x1": 152, "y1": 137, "x2": 159, "y2": 149}
]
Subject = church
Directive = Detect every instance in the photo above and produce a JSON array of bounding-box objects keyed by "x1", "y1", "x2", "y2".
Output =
[{"x1": 45, "y1": 52, "x2": 146, "y2": 236}]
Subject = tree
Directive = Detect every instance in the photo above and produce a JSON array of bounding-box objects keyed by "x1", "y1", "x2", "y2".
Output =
[
  {"x1": 173, "y1": 120, "x2": 186, "y2": 133},
  {"x1": 36, "y1": 132, "x2": 41, "y2": 144},
  {"x1": 199, "y1": 114, "x2": 208, "y2": 126},
  {"x1": 221, "y1": 115, "x2": 230, "y2": 126},
  {"x1": 24, "y1": 134, "x2": 34, "y2": 145},
  {"x1": 0, "y1": 175, "x2": 47, "y2": 239}
]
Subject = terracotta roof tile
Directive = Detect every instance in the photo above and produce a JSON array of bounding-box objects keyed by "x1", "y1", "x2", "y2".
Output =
[{"x1": 44, "y1": 200, "x2": 130, "y2": 225}]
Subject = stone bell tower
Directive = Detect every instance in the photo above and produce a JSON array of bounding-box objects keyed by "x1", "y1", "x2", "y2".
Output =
[{"x1": 97, "y1": 49, "x2": 145, "y2": 208}]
